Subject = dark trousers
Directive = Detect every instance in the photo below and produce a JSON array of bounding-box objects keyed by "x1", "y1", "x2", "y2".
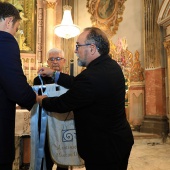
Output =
[
  {"x1": 0, "y1": 163, "x2": 12, "y2": 170},
  {"x1": 85, "y1": 147, "x2": 131, "y2": 170}
]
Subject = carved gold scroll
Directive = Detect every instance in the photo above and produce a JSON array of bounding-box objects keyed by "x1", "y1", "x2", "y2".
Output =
[{"x1": 86, "y1": 0, "x2": 126, "y2": 37}]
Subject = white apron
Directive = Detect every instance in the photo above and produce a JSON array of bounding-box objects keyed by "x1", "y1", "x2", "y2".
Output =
[{"x1": 29, "y1": 84, "x2": 84, "y2": 170}]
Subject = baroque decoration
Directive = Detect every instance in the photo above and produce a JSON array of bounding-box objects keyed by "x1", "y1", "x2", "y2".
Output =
[
  {"x1": 86, "y1": 0, "x2": 127, "y2": 36},
  {"x1": 110, "y1": 37, "x2": 144, "y2": 83},
  {"x1": 4, "y1": 0, "x2": 36, "y2": 52},
  {"x1": 110, "y1": 37, "x2": 144, "y2": 103}
]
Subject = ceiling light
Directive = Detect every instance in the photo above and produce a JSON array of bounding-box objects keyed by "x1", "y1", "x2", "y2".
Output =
[{"x1": 54, "y1": 5, "x2": 80, "y2": 39}]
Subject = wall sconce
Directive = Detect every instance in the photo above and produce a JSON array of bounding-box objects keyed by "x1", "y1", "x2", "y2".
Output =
[{"x1": 54, "y1": 5, "x2": 80, "y2": 39}]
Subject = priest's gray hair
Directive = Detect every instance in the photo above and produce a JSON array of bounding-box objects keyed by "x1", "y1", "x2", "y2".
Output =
[{"x1": 84, "y1": 27, "x2": 110, "y2": 56}]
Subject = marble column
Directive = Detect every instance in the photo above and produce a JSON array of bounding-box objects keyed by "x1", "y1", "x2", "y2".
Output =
[
  {"x1": 164, "y1": 40, "x2": 170, "y2": 132},
  {"x1": 140, "y1": 0, "x2": 168, "y2": 136},
  {"x1": 45, "y1": 0, "x2": 57, "y2": 61},
  {"x1": 127, "y1": 50, "x2": 145, "y2": 130},
  {"x1": 129, "y1": 82, "x2": 145, "y2": 129},
  {"x1": 36, "y1": 0, "x2": 44, "y2": 64}
]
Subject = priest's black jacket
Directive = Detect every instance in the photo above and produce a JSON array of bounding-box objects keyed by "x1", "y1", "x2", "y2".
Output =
[
  {"x1": 0, "y1": 31, "x2": 36, "y2": 164},
  {"x1": 42, "y1": 54, "x2": 134, "y2": 167}
]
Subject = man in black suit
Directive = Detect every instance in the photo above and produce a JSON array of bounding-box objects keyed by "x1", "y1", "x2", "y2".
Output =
[
  {"x1": 0, "y1": 2, "x2": 36, "y2": 170},
  {"x1": 36, "y1": 27, "x2": 134, "y2": 170}
]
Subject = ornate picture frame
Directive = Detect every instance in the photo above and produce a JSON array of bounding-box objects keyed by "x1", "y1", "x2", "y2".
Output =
[
  {"x1": 4, "y1": 0, "x2": 36, "y2": 53},
  {"x1": 86, "y1": 0, "x2": 126, "y2": 37}
]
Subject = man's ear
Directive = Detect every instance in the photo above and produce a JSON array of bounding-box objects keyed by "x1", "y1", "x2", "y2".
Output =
[
  {"x1": 4, "y1": 17, "x2": 13, "y2": 29},
  {"x1": 47, "y1": 60, "x2": 51, "y2": 66},
  {"x1": 90, "y1": 45, "x2": 97, "y2": 55}
]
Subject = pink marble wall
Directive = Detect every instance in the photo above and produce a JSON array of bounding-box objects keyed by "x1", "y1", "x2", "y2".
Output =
[{"x1": 145, "y1": 68, "x2": 166, "y2": 116}]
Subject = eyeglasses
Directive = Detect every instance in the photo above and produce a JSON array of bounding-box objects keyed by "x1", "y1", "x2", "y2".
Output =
[
  {"x1": 48, "y1": 57, "x2": 64, "y2": 62},
  {"x1": 75, "y1": 44, "x2": 91, "y2": 51}
]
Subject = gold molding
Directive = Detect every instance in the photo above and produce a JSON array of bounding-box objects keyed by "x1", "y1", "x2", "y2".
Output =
[
  {"x1": 164, "y1": 40, "x2": 170, "y2": 55},
  {"x1": 47, "y1": 2, "x2": 56, "y2": 9},
  {"x1": 86, "y1": 0, "x2": 126, "y2": 37},
  {"x1": 5, "y1": 0, "x2": 36, "y2": 53},
  {"x1": 24, "y1": 0, "x2": 36, "y2": 52}
]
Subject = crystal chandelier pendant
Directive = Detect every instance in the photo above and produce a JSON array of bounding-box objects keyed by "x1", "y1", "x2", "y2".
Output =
[{"x1": 54, "y1": 5, "x2": 80, "y2": 39}]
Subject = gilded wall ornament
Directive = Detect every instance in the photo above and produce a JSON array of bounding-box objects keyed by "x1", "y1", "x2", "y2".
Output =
[
  {"x1": 47, "y1": 2, "x2": 56, "y2": 9},
  {"x1": 110, "y1": 38, "x2": 144, "y2": 83},
  {"x1": 164, "y1": 41, "x2": 170, "y2": 56},
  {"x1": 86, "y1": 0, "x2": 126, "y2": 37},
  {"x1": 4, "y1": 0, "x2": 36, "y2": 53}
]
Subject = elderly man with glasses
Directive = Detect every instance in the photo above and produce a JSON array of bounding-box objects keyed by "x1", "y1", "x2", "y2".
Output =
[
  {"x1": 33, "y1": 48, "x2": 68, "y2": 170},
  {"x1": 34, "y1": 48, "x2": 66, "y2": 85}
]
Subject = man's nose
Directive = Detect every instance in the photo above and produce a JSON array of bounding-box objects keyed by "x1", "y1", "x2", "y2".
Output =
[
  {"x1": 74, "y1": 49, "x2": 77, "y2": 54},
  {"x1": 53, "y1": 59, "x2": 58, "y2": 63}
]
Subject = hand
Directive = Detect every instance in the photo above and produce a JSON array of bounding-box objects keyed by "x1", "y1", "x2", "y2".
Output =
[
  {"x1": 36, "y1": 95, "x2": 48, "y2": 106},
  {"x1": 38, "y1": 67, "x2": 54, "y2": 77}
]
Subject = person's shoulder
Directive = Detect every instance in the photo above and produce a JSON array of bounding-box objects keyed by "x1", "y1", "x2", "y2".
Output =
[
  {"x1": 34, "y1": 76, "x2": 39, "y2": 80},
  {"x1": 0, "y1": 31, "x2": 15, "y2": 40},
  {"x1": 0, "y1": 31, "x2": 18, "y2": 47}
]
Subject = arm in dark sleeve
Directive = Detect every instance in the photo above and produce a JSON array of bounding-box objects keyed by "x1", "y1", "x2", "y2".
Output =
[
  {"x1": 57, "y1": 72, "x2": 75, "y2": 89},
  {"x1": 0, "y1": 36, "x2": 36, "y2": 110},
  {"x1": 42, "y1": 73, "x2": 94, "y2": 113}
]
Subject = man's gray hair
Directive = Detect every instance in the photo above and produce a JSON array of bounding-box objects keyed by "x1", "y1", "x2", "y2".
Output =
[{"x1": 47, "y1": 48, "x2": 64, "y2": 58}]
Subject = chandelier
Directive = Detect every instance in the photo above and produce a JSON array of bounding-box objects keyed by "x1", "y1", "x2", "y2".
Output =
[{"x1": 54, "y1": 5, "x2": 80, "y2": 39}]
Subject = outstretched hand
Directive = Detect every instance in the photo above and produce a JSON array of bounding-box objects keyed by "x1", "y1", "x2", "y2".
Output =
[{"x1": 38, "y1": 67, "x2": 54, "y2": 77}]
